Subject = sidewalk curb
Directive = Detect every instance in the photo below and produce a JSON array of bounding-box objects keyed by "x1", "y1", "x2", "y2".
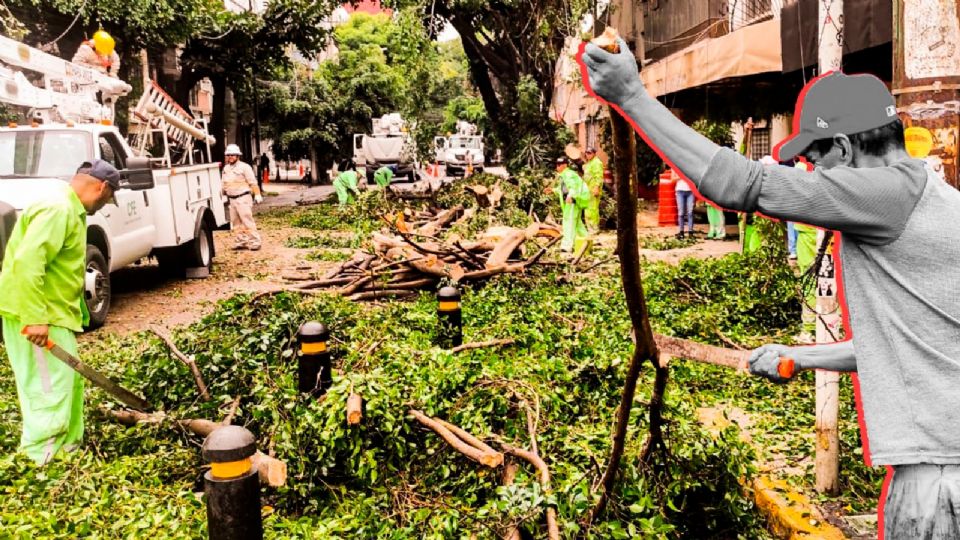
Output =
[
  {"x1": 696, "y1": 407, "x2": 848, "y2": 539},
  {"x1": 752, "y1": 476, "x2": 847, "y2": 539}
]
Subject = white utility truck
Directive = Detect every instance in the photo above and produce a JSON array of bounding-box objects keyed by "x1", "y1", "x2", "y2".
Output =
[
  {"x1": 353, "y1": 113, "x2": 417, "y2": 183},
  {"x1": 434, "y1": 120, "x2": 485, "y2": 177},
  {"x1": 0, "y1": 35, "x2": 227, "y2": 329}
]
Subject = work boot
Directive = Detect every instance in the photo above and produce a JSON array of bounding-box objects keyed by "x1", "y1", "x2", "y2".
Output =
[{"x1": 675, "y1": 231, "x2": 685, "y2": 239}]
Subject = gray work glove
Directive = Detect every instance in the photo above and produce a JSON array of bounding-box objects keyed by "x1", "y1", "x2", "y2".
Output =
[
  {"x1": 580, "y1": 38, "x2": 647, "y2": 107},
  {"x1": 748, "y1": 344, "x2": 796, "y2": 384}
]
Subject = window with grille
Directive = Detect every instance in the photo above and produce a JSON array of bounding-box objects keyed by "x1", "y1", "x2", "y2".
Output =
[{"x1": 751, "y1": 128, "x2": 771, "y2": 159}]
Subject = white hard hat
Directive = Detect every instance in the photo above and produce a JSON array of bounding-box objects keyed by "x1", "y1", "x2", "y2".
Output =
[{"x1": 225, "y1": 144, "x2": 242, "y2": 156}]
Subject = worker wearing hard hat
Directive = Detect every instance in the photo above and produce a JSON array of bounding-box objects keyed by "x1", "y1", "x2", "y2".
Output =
[
  {"x1": 72, "y1": 30, "x2": 120, "y2": 78},
  {"x1": 222, "y1": 144, "x2": 263, "y2": 251},
  {"x1": 0, "y1": 160, "x2": 120, "y2": 465}
]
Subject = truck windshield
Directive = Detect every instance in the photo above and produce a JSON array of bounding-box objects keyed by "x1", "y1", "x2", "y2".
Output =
[
  {"x1": 0, "y1": 131, "x2": 92, "y2": 179},
  {"x1": 450, "y1": 137, "x2": 480, "y2": 149}
]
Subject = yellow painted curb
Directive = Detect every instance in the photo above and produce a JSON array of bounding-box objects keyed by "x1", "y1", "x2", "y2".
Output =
[
  {"x1": 696, "y1": 407, "x2": 848, "y2": 539},
  {"x1": 752, "y1": 476, "x2": 847, "y2": 540}
]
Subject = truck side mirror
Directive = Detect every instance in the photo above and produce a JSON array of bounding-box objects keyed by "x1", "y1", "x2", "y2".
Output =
[{"x1": 121, "y1": 156, "x2": 155, "y2": 191}]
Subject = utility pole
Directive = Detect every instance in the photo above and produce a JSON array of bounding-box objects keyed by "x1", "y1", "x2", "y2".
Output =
[{"x1": 814, "y1": 0, "x2": 843, "y2": 495}]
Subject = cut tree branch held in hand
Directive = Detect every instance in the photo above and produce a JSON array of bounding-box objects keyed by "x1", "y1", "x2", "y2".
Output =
[{"x1": 584, "y1": 61, "x2": 668, "y2": 525}]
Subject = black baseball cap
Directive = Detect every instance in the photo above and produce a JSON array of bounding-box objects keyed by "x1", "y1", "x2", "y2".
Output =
[
  {"x1": 556, "y1": 156, "x2": 568, "y2": 165},
  {"x1": 77, "y1": 159, "x2": 121, "y2": 190},
  {"x1": 776, "y1": 72, "x2": 899, "y2": 161}
]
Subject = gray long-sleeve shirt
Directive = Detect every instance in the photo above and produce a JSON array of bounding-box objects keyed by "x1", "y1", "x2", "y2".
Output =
[{"x1": 702, "y1": 148, "x2": 960, "y2": 466}]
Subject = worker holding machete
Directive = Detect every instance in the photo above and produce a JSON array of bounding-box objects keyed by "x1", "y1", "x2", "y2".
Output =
[
  {"x1": 582, "y1": 32, "x2": 960, "y2": 538},
  {"x1": 0, "y1": 159, "x2": 119, "y2": 465}
]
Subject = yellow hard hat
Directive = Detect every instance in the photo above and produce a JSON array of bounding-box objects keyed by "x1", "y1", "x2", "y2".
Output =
[{"x1": 92, "y1": 30, "x2": 115, "y2": 56}]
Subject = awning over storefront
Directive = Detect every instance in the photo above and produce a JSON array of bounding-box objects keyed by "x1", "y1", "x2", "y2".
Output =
[{"x1": 641, "y1": 18, "x2": 782, "y2": 98}]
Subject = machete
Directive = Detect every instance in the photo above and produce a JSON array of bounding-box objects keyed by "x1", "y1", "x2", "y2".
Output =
[
  {"x1": 22, "y1": 329, "x2": 154, "y2": 412},
  {"x1": 656, "y1": 333, "x2": 795, "y2": 378}
]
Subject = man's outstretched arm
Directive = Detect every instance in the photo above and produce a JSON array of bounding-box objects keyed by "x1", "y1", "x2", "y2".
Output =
[
  {"x1": 578, "y1": 39, "x2": 925, "y2": 244},
  {"x1": 750, "y1": 341, "x2": 857, "y2": 383}
]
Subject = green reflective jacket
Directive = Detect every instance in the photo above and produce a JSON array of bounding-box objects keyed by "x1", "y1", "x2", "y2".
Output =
[{"x1": 0, "y1": 184, "x2": 88, "y2": 331}]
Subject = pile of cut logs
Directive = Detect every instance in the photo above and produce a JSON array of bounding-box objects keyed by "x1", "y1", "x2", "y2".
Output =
[{"x1": 279, "y1": 205, "x2": 561, "y2": 301}]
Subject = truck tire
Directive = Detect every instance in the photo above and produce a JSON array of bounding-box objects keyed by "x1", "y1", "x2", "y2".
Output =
[
  {"x1": 84, "y1": 245, "x2": 110, "y2": 330},
  {"x1": 183, "y1": 219, "x2": 214, "y2": 269},
  {"x1": 366, "y1": 167, "x2": 376, "y2": 186}
]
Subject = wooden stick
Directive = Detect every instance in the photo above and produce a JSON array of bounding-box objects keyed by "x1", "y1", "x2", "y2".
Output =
[
  {"x1": 148, "y1": 327, "x2": 211, "y2": 402},
  {"x1": 502, "y1": 459, "x2": 522, "y2": 540},
  {"x1": 451, "y1": 339, "x2": 517, "y2": 354},
  {"x1": 436, "y1": 419, "x2": 502, "y2": 463},
  {"x1": 221, "y1": 396, "x2": 241, "y2": 425},
  {"x1": 296, "y1": 276, "x2": 356, "y2": 289},
  {"x1": 500, "y1": 443, "x2": 559, "y2": 540},
  {"x1": 409, "y1": 410, "x2": 502, "y2": 468},
  {"x1": 346, "y1": 393, "x2": 363, "y2": 425},
  {"x1": 349, "y1": 289, "x2": 418, "y2": 301}
]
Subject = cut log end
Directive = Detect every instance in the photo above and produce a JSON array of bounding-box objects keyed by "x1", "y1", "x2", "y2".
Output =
[
  {"x1": 347, "y1": 393, "x2": 363, "y2": 425},
  {"x1": 252, "y1": 451, "x2": 287, "y2": 487}
]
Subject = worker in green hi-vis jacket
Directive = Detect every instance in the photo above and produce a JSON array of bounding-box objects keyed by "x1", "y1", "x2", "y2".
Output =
[
  {"x1": 547, "y1": 156, "x2": 591, "y2": 253},
  {"x1": 0, "y1": 159, "x2": 119, "y2": 465},
  {"x1": 582, "y1": 147, "x2": 605, "y2": 232},
  {"x1": 334, "y1": 162, "x2": 361, "y2": 207}
]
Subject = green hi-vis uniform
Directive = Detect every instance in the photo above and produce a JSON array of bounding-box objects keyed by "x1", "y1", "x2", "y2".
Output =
[
  {"x1": 374, "y1": 166, "x2": 394, "y2": 189},
  {"x1": 334, "y1": 170, "x2": 360, "y2": 206},
  {"x1": 0, "y1": 184, "x2": 88, "y2": 465},
  {"x1": 706, "y1": 204, "x2": 726, "y2": 239},
  {"x1": 555, "y1": 168, "x2": 591, "y2": 252},
  {"x1": 582, "y1": 157, "x2": 604, "y2": 231}
]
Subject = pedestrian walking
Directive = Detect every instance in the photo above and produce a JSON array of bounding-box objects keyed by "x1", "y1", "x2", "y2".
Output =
[
  {"x1": 257, "y1": 152, "x2": 270, "y2": 191},
  {"x1": 674, "y1": 170, "x2": 694, "y2": 239},
  {"x1": 0, "y1": 159, "x2": 119, "y2": 465},
  {"x1": 583, "y1": 41, "x2": 960, "y2": 538},
  {"x1": 222, "y1": 144, "x2": 263, "y2": 251}
]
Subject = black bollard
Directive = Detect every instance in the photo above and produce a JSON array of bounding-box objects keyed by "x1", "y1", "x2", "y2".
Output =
[
  {"x1": 203, "y1": 426, "x2": 263, "y2": 540},
  {"x1": 297, "y1": 322, "x2": 331, "y2": 396},
  {"x1": 437, "y1": 285, "x2": 463, "y2": 348}
]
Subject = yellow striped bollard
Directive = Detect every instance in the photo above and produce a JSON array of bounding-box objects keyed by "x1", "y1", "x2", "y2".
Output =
[
  {"x1": 437, "y1": 286, "x2": 462, "y2": 348},
  {"x1": 297, "y1": 321, "x2": 331, "y2": 396},
  {"x1": 202, "y1": 426, "x2": 263, "y2": 540}
]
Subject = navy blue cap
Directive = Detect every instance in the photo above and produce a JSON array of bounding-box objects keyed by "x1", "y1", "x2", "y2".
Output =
[{"x1": 77, "y1": 159, "x2": 121, "y2": 190}]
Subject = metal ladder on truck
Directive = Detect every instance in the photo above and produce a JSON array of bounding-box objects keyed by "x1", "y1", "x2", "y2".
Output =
[
  {"x1": 0, "y1": 34, "x2": 131, "y2": 123},
  {"x1": 128, "y1": 80, "x2": 215, "y2": 167}
]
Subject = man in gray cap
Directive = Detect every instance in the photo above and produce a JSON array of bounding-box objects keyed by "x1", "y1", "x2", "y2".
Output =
[
  {"x1": 0, "y1": 159, "x2": 119, "y2": 464},
  {"x1": 581, "y1": 40, "x2": 960, "y2": 538}
]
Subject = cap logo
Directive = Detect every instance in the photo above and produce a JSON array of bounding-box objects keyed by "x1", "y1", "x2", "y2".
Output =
[
  {"x1": 886, "y1": 105, "x2": 896, "y2": 117},
  {"x1": 816, "y1": 117, "x2": 829, "y2": 129}
]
